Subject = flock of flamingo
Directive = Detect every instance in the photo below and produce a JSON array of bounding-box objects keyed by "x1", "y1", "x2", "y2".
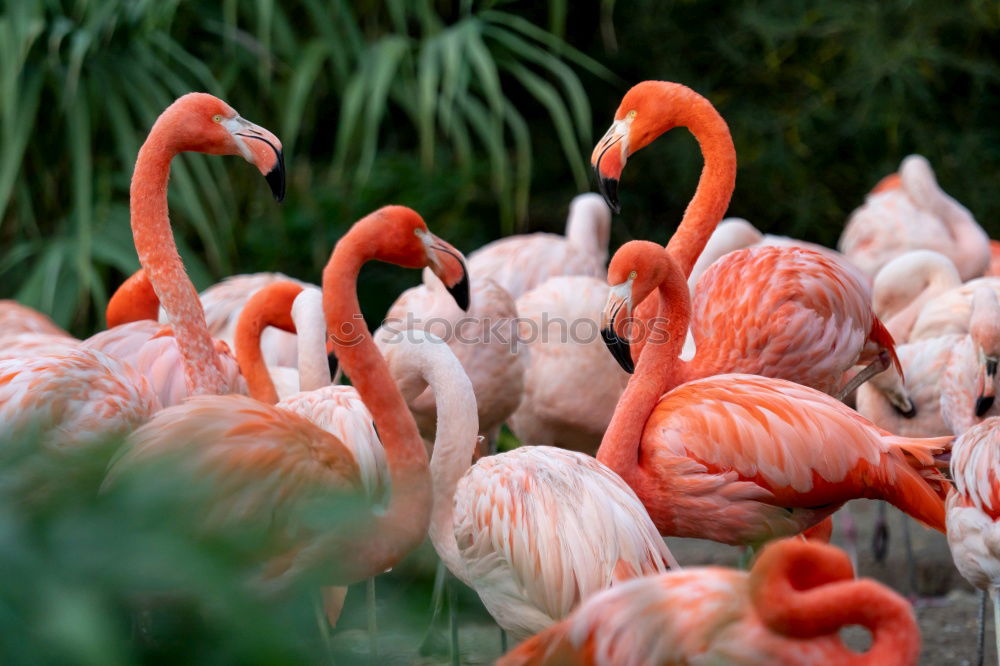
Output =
[{"x1": 2, "y1": 80, "x2": 1000, "y2": 665}]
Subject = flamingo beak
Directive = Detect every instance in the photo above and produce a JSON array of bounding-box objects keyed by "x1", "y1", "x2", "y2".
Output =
[
  {"x1": 976, "y1": 355, "x2": 997, "y2": 417},
  {"x1": 421, "y1": 232, "x2": 470, "y2": 311},
  {"x1": 601, "y1": 279, "x2": 635, "y2": 373},
  {"x1": 223, "y1": 116, "x2": 286, "y2": 202},
  {"x1": 591, "y1": 120, "x2": 629, "y2": 214}
]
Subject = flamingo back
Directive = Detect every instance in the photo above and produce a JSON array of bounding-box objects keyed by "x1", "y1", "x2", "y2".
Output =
[
  {"x1": 0, "y1": 300, "x2": 71, "y2": 338},
  {"x1": 690, "y1": 246, "x2": 879, "y2": 394},
  {"x1": 83, "y1": 320, "x2": 247, "y2": 407},
  {"x1": 0, "y1": 333, "x2": 80, "y2": 358}
]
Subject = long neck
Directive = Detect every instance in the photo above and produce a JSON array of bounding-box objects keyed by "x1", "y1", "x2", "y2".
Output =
[
  {"x1": 662, "y1": 87, "x2": 737, "y2": 278},
  {"x1": 322, "y1": 234, "x2": 432, "y2": 574},
  {"x1": 233, "y1": 287, "x2": 299, "y2": 405},
  {"x1": 421, "y1": 343, "x2": 478, "y2": 586},
  {"x1": 597, "y1": 274, "x2": 690, "y2": 479},
  {"x1": 756, "y1": 566, "x2": 919, "y2": 664},
  {"x1": 130, "y1": 137, "x2": 223, "y2": 394},
  {"x1": 291, "y1": 288, "x2": 332, "y2": 391},
  {"x1": 106, "y1": 269, "x2": 160, "y2": 327}
]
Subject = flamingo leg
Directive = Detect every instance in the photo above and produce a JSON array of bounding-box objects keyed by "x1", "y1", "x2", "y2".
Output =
[
  {"x1": 835, "y1": 352, "x2": 890, "y2": 402},
  {"x1": 900, "y1": 510, "x2": 918, "y2": 598},
  {"x1": 837, "y1": 507, "x2": 859, "y2": 573},
  {"x1": 500, "y1": 627, "x2": 508, "y2": 654},
  {"x1": 448, "y1": 576, "x2": 459, "y2": 666},
  {"x1": 977, "y1": 589, "x2": 987, "y2": 666},
  {"x1": 871, "y1": 502, "x2": 889, "y2": 564},
  {"x1": 992, "y1": 588, "x2": 999, "y2": 666},
  {"x1": 367, "y1": 577, "x2": 378, "y2": 659}
]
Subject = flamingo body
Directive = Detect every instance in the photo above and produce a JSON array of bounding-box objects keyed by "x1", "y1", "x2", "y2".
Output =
[
  {"x1": 0, "y1": 300, "x2": 72, "y2": 339},
  {"x1": 507, "y1": 276, "x2": 628, "y2": 453},
  {"x1": 0, "y1": 348, "x2": 159, "y2": 447},
  {"x1": 83, "y1": 320, "x2": 247, "y2": 408},
  {"x1": 451, "y1": 445, "x2": 676, "y2": 641}
]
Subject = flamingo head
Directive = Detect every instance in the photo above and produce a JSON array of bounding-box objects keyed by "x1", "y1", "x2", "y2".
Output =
[
  {"x1": 591, "y1": 81, "x2": 680, "y2": 213},
  {"x1": 601, "y1": 240, "x2": 681, "y2": 373},
  {"x1": 971, "y1": 287, "x2": 1000, "y2": 417},
  {"x1": 158, "y1": 93, "x2": 285, "y2": 202},
  {"x1": 368, "y1": 206, "x2": 470, "y2": 312}
]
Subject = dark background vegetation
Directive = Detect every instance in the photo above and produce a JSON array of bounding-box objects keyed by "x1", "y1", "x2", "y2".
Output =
[
  {"x1": 1, "y1": 1, "x2": 998, "y2": 663},
  {"x1": 2, "y1": 0, "x2": 997, "y2": 335}
]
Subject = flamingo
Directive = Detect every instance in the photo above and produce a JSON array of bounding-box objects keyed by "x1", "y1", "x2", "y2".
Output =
[
  {"x1": 506, "y1": 276, "x2": 629, "y2": 454},
  {"x1": 465, "y1": 193, "x2": 610, "y2": 300},
  {"x1": 375, "y1": 330, "x2": 676, "y2": 643},
  {"x1": 870, "y1": 250, "x2": 963, "y2": 343},
  {"x1": 591, "y1": 80, "x2": 896, "y2": 400},
  {"x1": 946, "y1": 417, "x2": 1000, "y2": 665},
  {"x1": 596, "y1": 240, "x2": 950, "y2": 548},
  {"x1": 378, "y1": 270, "x2": 524, "y2": 453},
  {"x1": 839, "y1": 154, "x2": 989, "y2": 282},
  {"x1": 79, "y1": 92, "x2": 286, "y2": 406},
  {"x1": 986, "y1": 240, "x2": 1000, "y2": 277},
  {"x1": 107, "y1": 205, "x2": 467, "y2": 593},
  {"x1": 499, "y1": 538, "x2": 920, "y2": 666},
  {"x1": 940, "y1": 287, "x2": 1000, "y2": 436}
]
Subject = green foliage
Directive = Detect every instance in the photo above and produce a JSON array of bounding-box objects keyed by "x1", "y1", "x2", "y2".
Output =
[
  {"x1": 0, "y1": 0, "x2": 606, "y2": 334},
  {"x1": 588, "y1": 0, "x2": 1000, "y2": 248}
]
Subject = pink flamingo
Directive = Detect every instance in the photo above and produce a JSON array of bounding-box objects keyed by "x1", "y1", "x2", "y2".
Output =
[
  {"x1": 986, "y1": 240, "x2": 1000, "y2": 277},
  {"x1": 379, "y1": 270, "x2": 524, "y2": 453},
  {"x1": 596, "y1": 241, "x2": 950, "y2": 547},
  {"x1": 591, "y1": 81, "x2": 896, "y2": 400},
  {"x1": 375, "y1": 329, "x2": 676, "y2": 643},
  {"x1": 108, "y1": 205, "x2": 467, "y2": 592},
  {"x1": 506, "y1": 276, "x2": 629, "y2": 454},
  {"x1": 499, "y1": 538, "x2": 920, "y2": 666},
  {"x1": 946, "y1": 416, "x2": 1000, "y2": 665},
  {"x1": 839, "y1": 154, "x2": 989, "y2": 282},
  {"x1": 0, "y1": 301, "x2": 72, "y2": 340},
  {"x1": 940, "y1": 287, "x2": 1000, "y2": 435},
  {"x1": 466, "y1": 193, "x2": 610, "y2": 301},
  {"x1": 870, "y1": 250, "x2": 962, "y2": 343}
]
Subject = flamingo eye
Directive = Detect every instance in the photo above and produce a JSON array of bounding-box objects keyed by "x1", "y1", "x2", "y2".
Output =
[
  {"x1": 212, "y1": 114, "x2": 222, "y2": 123},
  {"x1": 626, "y1": 110, "x2": 637, "y2": 120},
  {"x1": 629, "y1": 270, "x2": 637, "y2": 280}
]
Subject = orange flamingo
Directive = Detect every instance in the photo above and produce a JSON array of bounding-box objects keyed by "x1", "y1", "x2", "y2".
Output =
[
  {"x1": 109, "y1": 205, "x2": 467, "y2": 591},
  {"x1": 839, "y1": 154, "x2": 989, "y2": 282},
  {"x1": 591, "y1": 80, "x2": 895, "y2": 400},
  {"x1": 499, "y1": 538, "x2": 920, "y2": 666},
  {"x1": 596, "y1": 241, "x2": 950, "y2": 547},
  {"x1": 946, "y1": 416, "x2": 1000, "y2": 665}
]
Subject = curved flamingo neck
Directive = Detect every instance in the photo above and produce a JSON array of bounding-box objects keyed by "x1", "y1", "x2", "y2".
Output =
[
  {"x1": 233, "y1": 282, "x2": 302, "y2": 405},
  {"x1": 291, "y1": 287, "x2": 332, "y2": 392},
  {"x1": 658, "y1": 85, "x2": 737, "y2": 278},
  {"x1": 751, "y1": 543, "x2": 919, "y2": 664},
  {"x1": 597, "y1": 265, "x2": 691, "y2": 479},
  {"x1": 106, "y1": 269, "x2": 160, "y2": 327},
  {"x1": 322, "y1": 227, "x2": 432, "y2": 574},
  {"x1": 403, "y1": 338, "x2": 478, "y2": 586},
  {"x1": 130, "y1": 132, "x2": 223, "y2": 395}
]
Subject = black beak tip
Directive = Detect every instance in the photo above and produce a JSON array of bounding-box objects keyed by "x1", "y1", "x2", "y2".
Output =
[
  {"x1": 601, "y1": 326, "x2": 634, "y2": 374},
  {"x1": 266, "y1": 150, "x2": 286, "y2": 203},
  {"x1": 893, "y1": 402, "x2": 918, "y2": 419},
  {"x1": 596, "y1": 176, "x2": 620, "y2": 214},
  {"x1": 447, "y1": 271, "x2": 471, "y2": 312},
  {"x1": 976, "y1": 395, "x2": 994, "y2": 418},
  {"x1": 327, "y1": 351, "x2": 339, "y2": 378}
]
